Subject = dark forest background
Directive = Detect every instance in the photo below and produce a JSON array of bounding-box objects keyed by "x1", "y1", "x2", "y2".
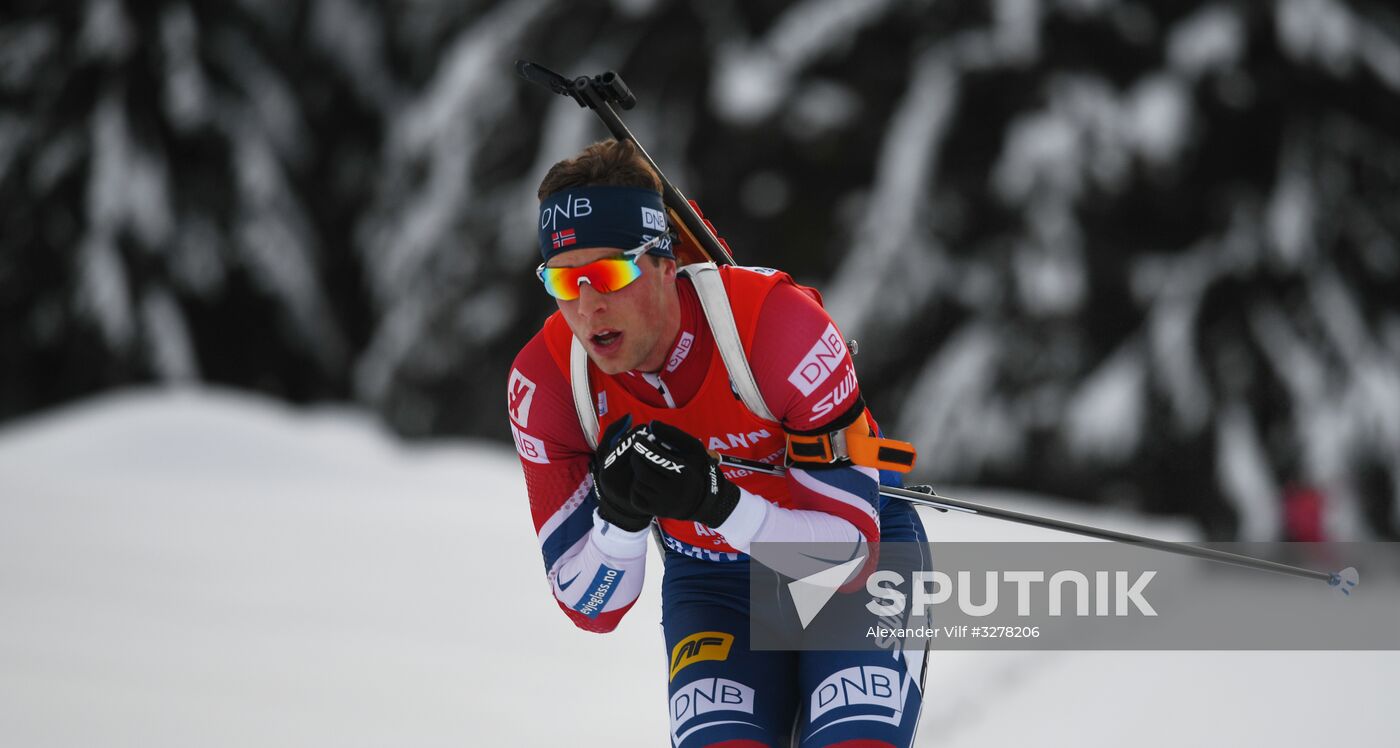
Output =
[{"x1": 3, "y1": 0, "x2": 1398, "y2": 540}]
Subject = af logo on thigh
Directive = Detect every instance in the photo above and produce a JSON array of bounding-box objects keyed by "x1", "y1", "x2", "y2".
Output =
[{"x1": 669, "y1": 631, "x2": 734, "y2": 681}]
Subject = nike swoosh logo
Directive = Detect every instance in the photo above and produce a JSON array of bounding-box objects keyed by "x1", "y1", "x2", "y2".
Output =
[{"x1": 558, "y1": 572, "x2": 581, "y2": 591}]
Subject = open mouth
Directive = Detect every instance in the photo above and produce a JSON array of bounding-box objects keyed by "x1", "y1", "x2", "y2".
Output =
[{"x1": 591, "y1": 330, "x2": 622, "y2": 350}]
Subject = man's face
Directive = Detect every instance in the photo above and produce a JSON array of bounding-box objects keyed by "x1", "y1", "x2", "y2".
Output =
[{"x1": 548, "y1": 248, "x2": 678, "y2": 375}]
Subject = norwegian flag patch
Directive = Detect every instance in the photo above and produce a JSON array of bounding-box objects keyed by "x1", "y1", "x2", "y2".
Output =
[{"x1": 551, "y1": 228, "x2": 577, "y2": 249}]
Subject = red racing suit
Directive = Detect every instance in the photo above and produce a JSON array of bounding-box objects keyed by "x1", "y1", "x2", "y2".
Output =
[{"x1": 508, "y1": 266, "x2": 882, "y2": 632}]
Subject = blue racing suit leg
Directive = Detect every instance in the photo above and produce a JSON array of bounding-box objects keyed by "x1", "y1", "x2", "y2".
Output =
[
  {"x1": 794, "y1": 495, "x2": 930, "y2": 748},
  {"x1": 662, "y1": 549, "x2": 797, "y2": 748},
  {"x1": 661, "y1": 472, "x2": 929, "y2": 748}
]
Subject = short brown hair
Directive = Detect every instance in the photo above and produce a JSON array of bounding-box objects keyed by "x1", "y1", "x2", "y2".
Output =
[{"x1": 536, "y1": 139, "x2": 662, "y2": 200}]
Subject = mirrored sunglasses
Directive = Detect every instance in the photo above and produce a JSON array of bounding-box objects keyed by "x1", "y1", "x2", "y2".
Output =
[{"x1": 536, "y1": 234, "x2": 669, "y2": 301}]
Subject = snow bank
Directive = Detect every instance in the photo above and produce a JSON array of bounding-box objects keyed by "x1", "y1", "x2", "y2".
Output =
[{"x1": 0, "y1": 389, "x2": 1394, "y2": 746}]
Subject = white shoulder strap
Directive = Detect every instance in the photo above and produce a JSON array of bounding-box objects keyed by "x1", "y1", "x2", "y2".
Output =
[
  {"x1": 681, "y1": 263, "x2": 777, "y2": 422},
  {"x1": 566, "y1": 263, "x2": 778, "y2": 452},
  {"x1": 569, "y1": 336, "x2": 600, "y2": 450}
]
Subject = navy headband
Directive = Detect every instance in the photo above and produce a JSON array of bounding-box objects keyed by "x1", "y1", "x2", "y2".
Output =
[{"x1": 538, "y1": 185, "x2": 673, "y2": 262}]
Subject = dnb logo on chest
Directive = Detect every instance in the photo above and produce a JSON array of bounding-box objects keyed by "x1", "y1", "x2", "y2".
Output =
[{"x1": 666, "y1": 332, "x2": 695, "y2": 373}]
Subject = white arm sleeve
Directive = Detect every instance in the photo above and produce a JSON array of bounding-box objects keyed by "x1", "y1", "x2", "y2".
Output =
[
  {"x1": 548, "y1": 512, "x2": 649, "y2": 618},
  {"x1": 714, "y1": 488, "x2": 861, "y2": 552},
  {"x1": 715, "y1": 489, "x2": 866, "y2": 580}
]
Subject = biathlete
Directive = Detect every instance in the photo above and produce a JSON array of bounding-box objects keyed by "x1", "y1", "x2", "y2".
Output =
[{"x1": 507, "y1": 139, "x2": 928, "y2": 747}]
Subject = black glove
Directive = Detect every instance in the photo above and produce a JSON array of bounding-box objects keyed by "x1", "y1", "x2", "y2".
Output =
[
  {"x1": 592, "y1": 417, "x2": 653, "y2": 532},
  {"x1": 627, "y1": 421, "x2": 741, "y2": 528}
]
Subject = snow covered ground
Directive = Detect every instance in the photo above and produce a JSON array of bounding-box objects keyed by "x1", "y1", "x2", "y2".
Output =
[{"x1": 0, "y1": 389, "x2": 1395, "y2": 747}]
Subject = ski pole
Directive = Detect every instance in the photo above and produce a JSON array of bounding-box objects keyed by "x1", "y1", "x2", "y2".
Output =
[
  {"x1": 515, "y1": 60, "x2": 735, "y2": 266},
  {"x1": 712, "y1": 453, "x2": 1359, "y2": 595}
]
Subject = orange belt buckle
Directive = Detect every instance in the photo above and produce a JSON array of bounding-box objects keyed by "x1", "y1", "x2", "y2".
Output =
[{"x1": 787, "y1": 432, "x2": 838, "y2": 465}]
